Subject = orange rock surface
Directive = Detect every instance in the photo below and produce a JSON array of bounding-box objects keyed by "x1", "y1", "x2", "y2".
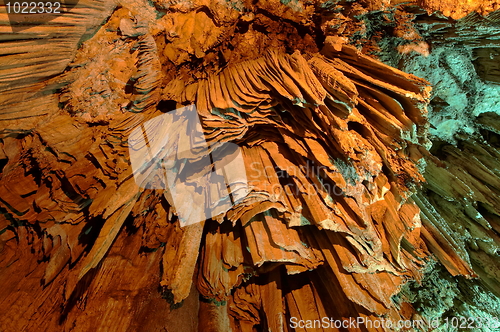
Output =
[{"x1": 0, "y1": 1, "x2": 499, "y2": 331}]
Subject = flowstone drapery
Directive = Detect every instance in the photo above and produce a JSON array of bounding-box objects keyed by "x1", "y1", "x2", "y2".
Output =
[{"x1": 1, "y1": 1, "x2": 499, "y2": 331}]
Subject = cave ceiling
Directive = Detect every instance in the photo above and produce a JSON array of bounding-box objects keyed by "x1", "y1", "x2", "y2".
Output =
[{"x1": 0, "y1": 0, "x2": 500, "y2": 331}]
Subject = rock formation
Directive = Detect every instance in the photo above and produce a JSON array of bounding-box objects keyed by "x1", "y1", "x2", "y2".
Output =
[{"x1": 0, "y1": 1, "x2": 499, "y2": 331}]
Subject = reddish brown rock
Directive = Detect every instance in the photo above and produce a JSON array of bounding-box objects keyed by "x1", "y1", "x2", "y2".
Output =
[{"x1": 0, "y1": 1, "x2": 499, "y2": 331}]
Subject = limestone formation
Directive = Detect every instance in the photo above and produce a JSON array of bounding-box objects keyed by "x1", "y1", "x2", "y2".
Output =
[{"x1": 0, "y1": 1, "x2": 499, "y2": 331}]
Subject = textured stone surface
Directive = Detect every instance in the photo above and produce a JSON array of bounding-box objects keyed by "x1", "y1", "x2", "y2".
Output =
[{"x1": 0, "y1": 1, "x2": 499, "y2": 331}]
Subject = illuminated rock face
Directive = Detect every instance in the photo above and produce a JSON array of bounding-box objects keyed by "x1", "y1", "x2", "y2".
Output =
[
  {"x1": 0, "y1": 1, "x2": 499, "y2": 331},
  {"x1": 417, "y1": 0, "x2": 500, "y2": 19}
]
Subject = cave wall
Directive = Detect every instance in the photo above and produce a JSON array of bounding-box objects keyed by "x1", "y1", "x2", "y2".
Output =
[{"x1": 1, "y1": 1, "x2": 500, "y2": 331}]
